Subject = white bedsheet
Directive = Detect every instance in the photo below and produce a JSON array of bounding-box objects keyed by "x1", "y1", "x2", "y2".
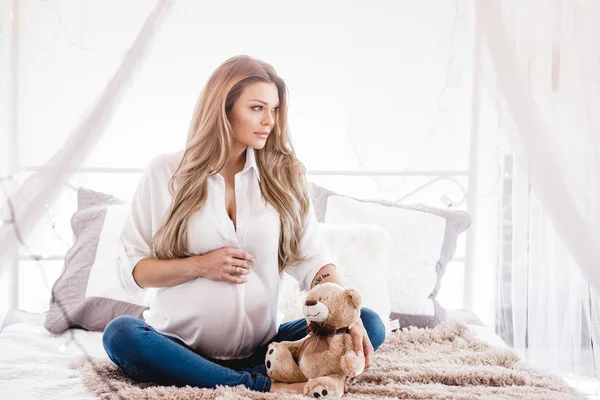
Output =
[
  {"x1": 0, "y1": 312, "x2": 508, "y2": 400},
  {"x1": 0, "y1": 317, "x2": 105, "y2": 400}
]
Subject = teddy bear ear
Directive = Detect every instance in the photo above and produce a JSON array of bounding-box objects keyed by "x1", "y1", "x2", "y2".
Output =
[{"x1": 345, "y1": 288, "x2": 362, "y2": 309}]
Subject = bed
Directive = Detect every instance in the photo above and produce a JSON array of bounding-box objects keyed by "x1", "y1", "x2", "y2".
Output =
[
  {"x1": 0, "y1": 309, "x2": 516, "y2": 400},
  {"x1": 0, "y1": 182, "x2": 591, "y2": 399},
  {"x1": 0, "y1": 310, "x2": 103, "y2": 400}
]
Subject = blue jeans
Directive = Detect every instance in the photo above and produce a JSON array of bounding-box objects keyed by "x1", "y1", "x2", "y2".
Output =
[{"x1": 102, "y1": 307, "x2": 386, "y2": 393}]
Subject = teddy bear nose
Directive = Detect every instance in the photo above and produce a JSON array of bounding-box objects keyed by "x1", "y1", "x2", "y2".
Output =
[{"x1": 305, "y1": 299, "x2": 317, "y2": 306}]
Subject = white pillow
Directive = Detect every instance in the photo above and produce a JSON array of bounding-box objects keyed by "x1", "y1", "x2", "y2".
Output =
[
  {"x1": 45, "y1": 188, "x2": 151, "y2": 334},
  {"x1": 324, "y1": 195, "x2": 446, "y2": 316},
  {"x1": 278, "y1": 223, "x2": 393, "y2": 330},
  {"x1": 85, "y1": 204, "x2": 154, "y2": 306}
]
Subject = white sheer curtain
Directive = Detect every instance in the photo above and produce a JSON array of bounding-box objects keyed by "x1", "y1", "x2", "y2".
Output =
[
  {"x1": 0, "y1": 0, "x2": 16, "y2": 323},
  {"x1": 0, "y1": 0, "x2": 174, "y2": 320},
  {"x1": 477, "y1": 0, "x2": 600, "y2": 377},
  {"x1": 0, "y1": 0, "x2": 14, "y2": 174}
]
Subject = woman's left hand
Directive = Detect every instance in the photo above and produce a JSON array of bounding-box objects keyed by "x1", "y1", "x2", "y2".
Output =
[{"x1": 349, "y1": 318, "x2": 374, "y2": 375}]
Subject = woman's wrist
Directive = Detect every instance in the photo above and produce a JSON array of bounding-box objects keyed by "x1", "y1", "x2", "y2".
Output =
[{"x1": 188, "y1": 255, "x2": 206, "y2": 279}]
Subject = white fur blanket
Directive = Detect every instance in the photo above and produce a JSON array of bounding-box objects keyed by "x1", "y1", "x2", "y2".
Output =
[{"x1": 71, "y1": 321, "x2": 585, "y2": 400}]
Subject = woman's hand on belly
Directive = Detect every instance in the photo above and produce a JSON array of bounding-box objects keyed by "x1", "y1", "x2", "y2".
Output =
[{"x1": 193, "y1": 247, "x2": 255, "y2": 284}]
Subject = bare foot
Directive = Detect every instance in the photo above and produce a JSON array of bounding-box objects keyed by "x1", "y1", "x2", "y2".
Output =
[{"x1": 269, "y1": 381, "x2": 306, "y2": 393}]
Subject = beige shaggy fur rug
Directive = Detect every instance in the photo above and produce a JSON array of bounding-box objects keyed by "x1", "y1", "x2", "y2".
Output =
[{"x1": 71, "y1": 321, "x2": 585, "y2": 400}]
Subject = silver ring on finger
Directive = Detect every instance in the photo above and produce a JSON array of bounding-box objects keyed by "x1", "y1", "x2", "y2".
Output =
[{"x1": 235, "y1": 267, "x2": 239, "y2": 275}]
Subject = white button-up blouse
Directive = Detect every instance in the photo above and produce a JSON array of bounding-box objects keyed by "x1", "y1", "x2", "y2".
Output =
[{"x1": 119, "y1": 146, "x2": 335, "y2": 360}]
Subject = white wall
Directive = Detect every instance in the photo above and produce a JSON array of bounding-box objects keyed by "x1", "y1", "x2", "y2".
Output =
[{"x1": 3, "y1": 0, "x2": 489, "y2": 316}]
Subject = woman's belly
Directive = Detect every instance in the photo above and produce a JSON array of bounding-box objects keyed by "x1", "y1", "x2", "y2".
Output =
[{"x1": 143, "y1": 273, "x2": 279, "y2": 360}]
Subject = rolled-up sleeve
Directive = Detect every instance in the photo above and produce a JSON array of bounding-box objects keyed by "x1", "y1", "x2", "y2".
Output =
[
  {"x1": 118, "y1": 162, "x2": 155, "y2": 293},
  {"x1": 283, "y1": 200, "x2": 337, "y2": 291}
]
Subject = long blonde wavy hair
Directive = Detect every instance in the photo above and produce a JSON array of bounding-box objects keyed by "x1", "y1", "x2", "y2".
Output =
[{"x1": 151, "y1": 55, "x2": 309, "y2": 273}]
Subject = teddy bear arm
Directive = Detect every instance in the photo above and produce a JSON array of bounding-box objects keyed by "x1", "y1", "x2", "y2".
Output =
[
  {"x1": 340, "y1": 334, "x2": 365, "y2": 378},
  {"x1": 342, "y1": 333, "x2": 355, "y2": 355}
]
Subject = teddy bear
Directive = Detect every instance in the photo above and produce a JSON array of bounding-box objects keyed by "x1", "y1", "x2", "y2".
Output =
[{"x1": 265, "y1": 282, "x2": 365, "y2": 399}]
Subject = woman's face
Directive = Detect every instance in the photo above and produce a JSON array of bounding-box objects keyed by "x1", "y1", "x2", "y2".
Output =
[{"x1": 228, "y1": 82, "x2": 279, "y2": 150}]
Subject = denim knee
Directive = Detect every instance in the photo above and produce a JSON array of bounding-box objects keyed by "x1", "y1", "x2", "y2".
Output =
[
  {"x1": 360, "y1": 307, "x2": 386, "y2": 350},
  {"x1": 102, "y1": 315, "x2": 144, "y2": 358}
]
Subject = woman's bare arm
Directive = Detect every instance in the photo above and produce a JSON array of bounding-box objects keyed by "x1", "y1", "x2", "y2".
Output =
[
  {"x1": 132, "y1": 247, "x2": 255, "y2": 289},
  {"x1": 132, "y1": 256, "x2": 203, "y2": 289}
]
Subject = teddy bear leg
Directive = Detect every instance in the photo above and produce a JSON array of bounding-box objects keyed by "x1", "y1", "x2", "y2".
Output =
[
  {"x1": 340, "y1": 351, "x2": 365, "y2": 378},
  {"x1": 265, "y1": 342, "x2": 306, "y2": 383},
  {"x1": 303, "y1": 374, "x2": 345, "y2": 399}
]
